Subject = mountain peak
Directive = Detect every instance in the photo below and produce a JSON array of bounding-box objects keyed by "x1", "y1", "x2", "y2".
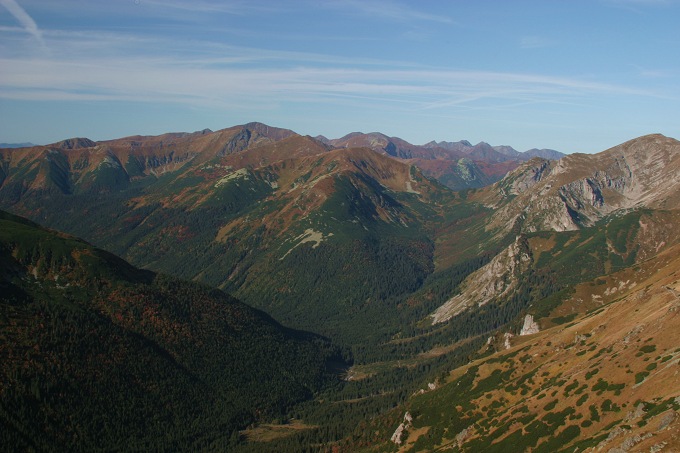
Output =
[
  {"x1": 478, "y1": 133, "x2": 680, "y2": 236},
  {"x1": 315, "y1": 135, "x2": 331, "y2": 145},
  {"x1": 493, "y1": 145, "x2": 521, "y2": 158},
  {"x1": 239, "y1": 122, "x2": 298, "y2": 141},
  {"x1": 51, "y1": 137, "x2": 97, "y2": 150},
  {"x1": 335, "y1": 131, "x2": 367, "y2": 141},
  {"x1": 606, "y1": 133, "x2": 675, "y2": 155},
  {"x1": 424, "y1": 140, "x2": 473, "y2": 150},
  {"x1": 523, "y1": 148, "x2": 565, "y2": 160}
]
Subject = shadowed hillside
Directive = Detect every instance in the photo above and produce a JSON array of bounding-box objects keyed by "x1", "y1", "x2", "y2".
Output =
[{"x1": 0, "y1": 210, "x2": 343, "y2": 452}]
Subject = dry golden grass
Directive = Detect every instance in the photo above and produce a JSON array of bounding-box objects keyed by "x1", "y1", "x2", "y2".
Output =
[{"x1": 240, "y1": 419, "x2": 317, "y2": 443}]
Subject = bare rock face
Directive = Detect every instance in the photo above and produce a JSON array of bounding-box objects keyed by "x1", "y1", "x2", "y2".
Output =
[
  {"x1": 479, "y1": 134, "x2": 680, "y2": 236},
  {"x1": 456, "y1": 426, "x2": 473, "y2": 447},
  {"x1": 506, "y1": 158, "x2": 553, "y2": 196},
  {"x1": 503, "y1": 332, "x2": 514, "y2": 350},
  {"x1": 431, "y1": 236, "x2": 532, "y2": 324},
  {"x1": 657, "y1": 411, "x2": 676, "y2": 431},
  {"x1": 390, "y1": 411, "x2": 413, "y2": 445},
  {"x1": 390, "y1": 423, "x2": 406, "y2": 445},
  {"x1": 519, "y1": 314, "x2": 540, "y2": 336}
]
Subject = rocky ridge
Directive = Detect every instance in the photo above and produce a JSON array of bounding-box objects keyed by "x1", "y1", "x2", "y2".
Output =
[
  {"x1": 477, "y1": 134, "x2": 680, "y2": 236},
  {"x1": 431, "y1": 236, "x2": 532, "y2": 324}
]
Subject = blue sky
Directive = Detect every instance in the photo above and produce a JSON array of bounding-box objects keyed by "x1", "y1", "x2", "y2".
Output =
[{"x1": 1, "y1": 0, "x2": 679, "y2": 153}]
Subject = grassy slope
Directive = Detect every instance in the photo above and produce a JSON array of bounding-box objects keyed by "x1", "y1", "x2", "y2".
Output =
[{"x1": 351, "y1": 237, "x2": 680, "y2": 452}]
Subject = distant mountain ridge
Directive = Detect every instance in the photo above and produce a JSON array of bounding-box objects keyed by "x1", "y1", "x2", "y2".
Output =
[
  {"x1": 1, "y1": 123, "x2": 563, "y2": 192},
  {"x1": 322, "y1": 131, "x2": 565, "y2": 190},
  {"x1": 0, "y1": 142, "x2": 36, "y2": 148},
  {"x1": 423, "y1": 138, "x2": 563, "y2": 162}
]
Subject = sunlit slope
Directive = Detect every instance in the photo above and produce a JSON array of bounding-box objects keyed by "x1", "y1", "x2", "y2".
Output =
[{"x1": 356, "y1": 240, "x2": 680, "y2": 452}]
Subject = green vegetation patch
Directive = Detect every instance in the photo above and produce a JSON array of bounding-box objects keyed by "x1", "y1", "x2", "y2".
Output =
[
  {"x1": 535, "y1": 424, "x2": 581, "y2": 453},
  {"x1": 585, "y1": 368, "x2": 600, "y2": 380},
  {"x1": 543, "y1": 400, "x2": 558, "y2": 411},
  {"x1": 473, "y1": 368, "x2": 514, "y2": 394},
  {"x1": 542, "y1": 407, "x2": 575, "y2": 427},
  {"x1": 551, "y1": 313, "x2": 577, "y2": 325},
  {"x1": 591, "y1": 378, "x2": 626, "y2": 395},
  {"x1": 564, "y1": 380, "x2": 580, "y2": 397},
  {"x1": 576, "y1": 394, "x2": 589, "y2": 407},
  {"x1": 589, "y1": 405, "x2": 600, "y2": 422},
  {"x1": 635, "y1": 371, "x2": 649, "y2": 384},
  {"x1": 637, "y1": 344, "x2": 657, "y2": 355},
  {"x1": 601, "y1": 399, "x2": 621, "y2": 413}
]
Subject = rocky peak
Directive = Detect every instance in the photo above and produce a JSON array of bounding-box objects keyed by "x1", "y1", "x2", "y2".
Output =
[
  {"x1": 493, "y1": 157, "x2": 553, "y2": 199},
  {"x1": 314, "y1": 135, "x2": 331, "y2": 145},
  {"x1": 509, "y1": 158, "x2": 553, "y2": 195},
  {"x1": 480, "y1": 134, "x2": 680, "y2": 236},
  {"x1": 52, "y1": 137, "x2": 97, "y2": 150},
  {"x1": 523, "y1": 148, "x2": 565, "y2": 160},
  {"x1": 240, "y1": 122, "x2": 298, "y2": 141},
  {"x1": 493, "y1": 145, "x2": 521, "y2": 158},
  {"x1": 217, "y1": 123, "x2": 298, "y2": 156},
  {"x1": 423, "y1": 139, "x2": 473, "y2": 150}
]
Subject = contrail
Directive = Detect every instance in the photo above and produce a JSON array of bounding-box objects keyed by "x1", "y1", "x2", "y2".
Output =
[{"x1": 0, "y1": 0, "x2": 45, "y2": 46}]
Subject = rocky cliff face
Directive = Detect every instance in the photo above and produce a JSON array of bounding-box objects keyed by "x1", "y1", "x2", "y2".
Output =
[
  {"x1": 519, "y1": 314, "x2": 540, "y2": 335},
  {"x1": 431, "y1": 236, "x2": 532, "y2": 324},
  {"x1": 478, "y1": 134, "x2": 680, "y2": 236}
]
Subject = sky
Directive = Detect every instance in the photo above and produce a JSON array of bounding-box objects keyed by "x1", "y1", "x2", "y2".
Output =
[{"x1": 0, "y1": 0, "x2": 679, "y2": 153}]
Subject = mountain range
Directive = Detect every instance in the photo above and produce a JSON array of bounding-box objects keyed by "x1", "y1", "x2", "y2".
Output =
[
  {"x1": 1, "y1": 123, "x2": 678, "y2": 452},
  {"x1": 316, "y1": 130, "x2": 564, "y2": 190},
  {"x1": 0, "y1": 143, "x2": 36, "y2": 149}
]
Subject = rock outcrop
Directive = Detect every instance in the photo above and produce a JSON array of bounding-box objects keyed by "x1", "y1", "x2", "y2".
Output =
[
  {"x1": 519, "y1": 314, "x2": 540, "y2": 336},
  {"x1": 390, "y1": 411, "x2": 413, "y2": 445}
]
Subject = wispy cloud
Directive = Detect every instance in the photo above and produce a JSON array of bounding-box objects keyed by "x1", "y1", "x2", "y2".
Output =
[
  {"x1": 139, "y1": 0, "x2": 280, "y2": 15},
  {"x1": 323, "y1": 0, "x2": 454, "y2": 24},
  {"x1": 8, "y1": 27, "x2": 420, "y2": 69},
  {"x1": 0, "y1": 49, "x2": 656, "y2": 113},
  {"x1": 629, "y1": 63, "x2": 674, "y2": 78},
  {"x1": 0, "y1": 0, "x2": 44, "y2": 47},
  {"x1": 0, "y1": 18, "x2": 660, "y2": 114}
]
